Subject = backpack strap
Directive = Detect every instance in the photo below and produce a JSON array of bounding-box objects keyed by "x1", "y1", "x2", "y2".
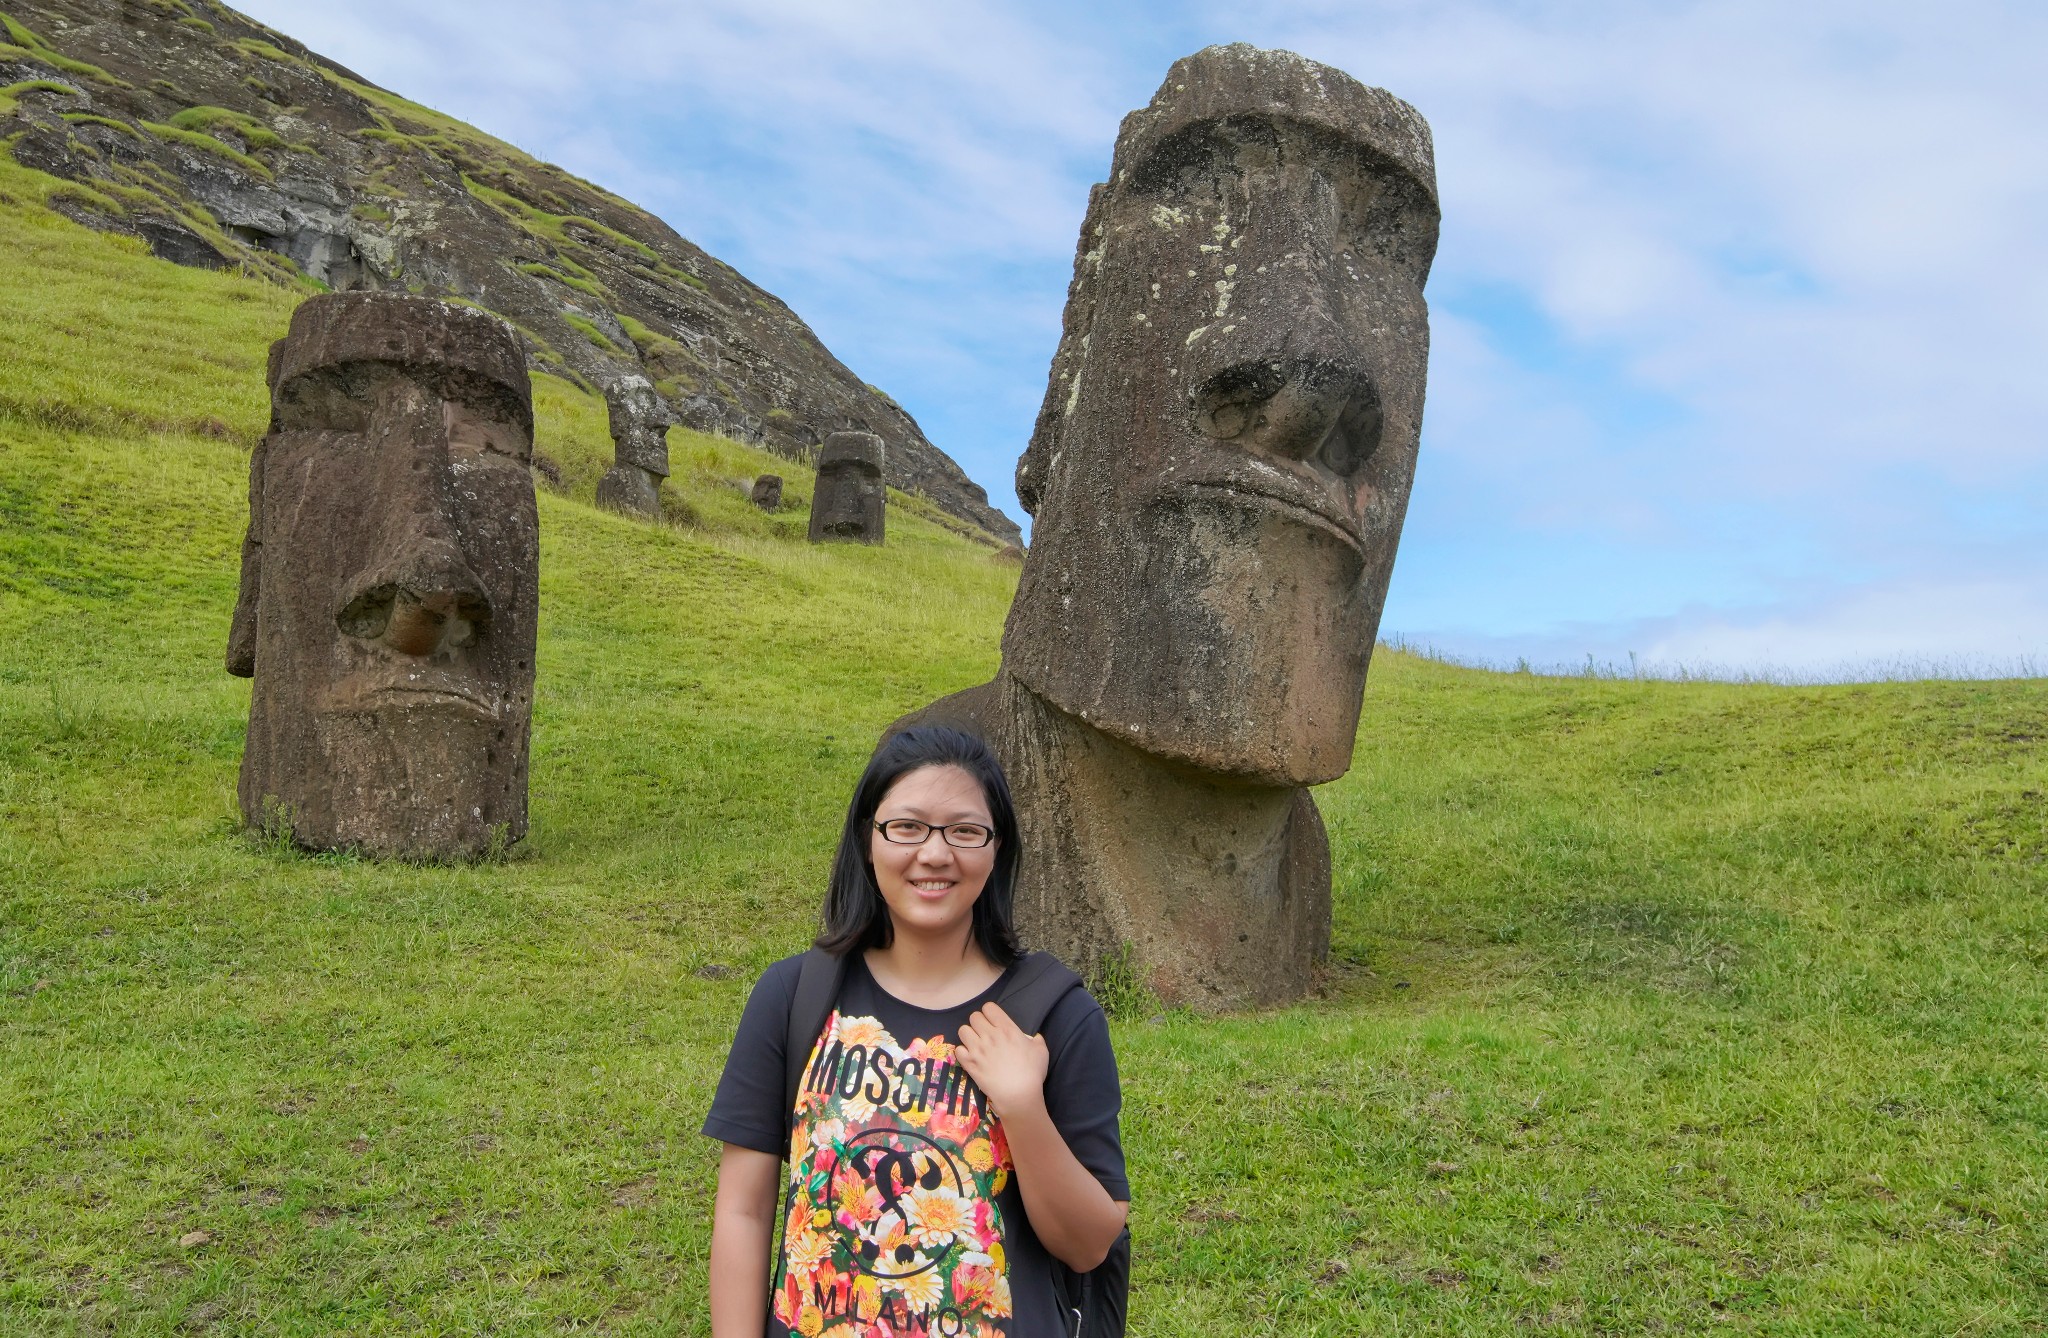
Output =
[
  {"x1": 782, "y1": 947, "x2": 847, "y2": 1149},
  {"x1": 995, "y1": 950, "x2": 1084, "y2": 1037}
]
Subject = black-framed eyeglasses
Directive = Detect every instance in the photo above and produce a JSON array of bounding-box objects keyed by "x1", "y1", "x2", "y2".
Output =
[{"x1": 873, "y1": 818, "x2": 996, "y2": 849}]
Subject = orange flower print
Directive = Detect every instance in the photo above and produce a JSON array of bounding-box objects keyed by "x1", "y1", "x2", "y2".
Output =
[
  {"x1": 903, "y1": 1185, "x2": 972, "y2": 1249},
  {"x1": 834, "y1": 1014, "x2": 895, "y2": 1052}
]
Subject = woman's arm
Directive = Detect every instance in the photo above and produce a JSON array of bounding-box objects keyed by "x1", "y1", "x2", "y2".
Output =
[
  {"x1": 955, "y1": 1002, "x2": 1130, "y2": 1272},
  {"x1": 709, "y1": 1143, "x2": 782, "y2": 1338}
]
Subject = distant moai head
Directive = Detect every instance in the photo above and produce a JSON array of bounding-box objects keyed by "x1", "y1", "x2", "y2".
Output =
[
  {"x1": 595, "y1": 374, "x2": 671, "y2": 519},
  {"x1": 750, "y1": 474, "x2": 784, "y2": 511},
  {"x1": 1005, "y1": 44, "x2": 1438, "y2": 787},
  {"x1": 808, "y1": 430, "x2": 886, "y2": 544},
  {"x1": 226, "y1": 293, "x2": 539, "y2": 858}
]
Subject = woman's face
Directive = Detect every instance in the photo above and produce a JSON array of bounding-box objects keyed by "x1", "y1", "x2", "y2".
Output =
[{"x1": 868, "y1": 764, "x2": 1000, "y2": 945}]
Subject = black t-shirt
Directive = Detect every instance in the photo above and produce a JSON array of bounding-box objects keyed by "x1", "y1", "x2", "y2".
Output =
[{"x1": 703, "y1": 952, "x2": 1128, "y2": 1338}]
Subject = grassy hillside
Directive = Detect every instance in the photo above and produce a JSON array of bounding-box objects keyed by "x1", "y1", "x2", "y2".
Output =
[{"x1": 3, "y1": 149, "x2": 2045, "y2": 1336}]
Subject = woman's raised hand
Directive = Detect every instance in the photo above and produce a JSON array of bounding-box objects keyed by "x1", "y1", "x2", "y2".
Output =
[{"x1": 953, "y1": 1001, "x2": 1049, "y2": 1118}]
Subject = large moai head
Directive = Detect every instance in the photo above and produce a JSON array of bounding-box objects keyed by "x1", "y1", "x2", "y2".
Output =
[
  {"x1": 1005, "y1": 44, "x2": 1438, "y2": 786},
  {"x1": 595, "y1": 374, "x2": 672, "y2": 519},
  {"x1": 226, "y1": 293, "x2": 540, "y2": 858},
  {"x1": 808, "y1": 430, "x2": 886, "y2": 544}
]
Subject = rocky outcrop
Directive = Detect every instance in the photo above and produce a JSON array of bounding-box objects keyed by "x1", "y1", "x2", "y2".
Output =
[{"x1": 0, "y1": 0, "x2": 1020, "y2": 544}]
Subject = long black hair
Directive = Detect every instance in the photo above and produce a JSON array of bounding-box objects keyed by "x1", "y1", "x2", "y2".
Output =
[{"x1": 815, "y1": 724, "x2": 1023, "y2": 965}]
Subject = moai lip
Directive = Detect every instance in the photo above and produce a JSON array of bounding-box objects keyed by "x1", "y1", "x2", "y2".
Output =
[
  {"x1": 895, "y1": 45, "x2": 1438, "y2": 1009},
  {"x1": 808, "y1": 431, "x2": 886, "y2": 544},
  {"x1": 227, "y1": 293, "x2": 539, "y2": 860}
]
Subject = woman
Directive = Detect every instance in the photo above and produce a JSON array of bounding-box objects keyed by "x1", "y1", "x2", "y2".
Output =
[{"x1": 702, "y1": 726, "x2": 1129, "y2": 1337}]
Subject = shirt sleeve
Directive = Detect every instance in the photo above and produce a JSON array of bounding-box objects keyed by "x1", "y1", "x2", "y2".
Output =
[
  {"x1": 701, "y1": 954, "x2": 802, "y2": 1157},
  {"x1": 1042, "y1": 987, "x2": 1130, "y2": 1202}
]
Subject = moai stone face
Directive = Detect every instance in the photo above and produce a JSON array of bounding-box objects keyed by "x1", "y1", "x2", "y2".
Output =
[
  {"x1": 808, "y1": 430, "x2": 886, "y2": 544},
  {"x1": 1005, "y1": 44, "x2": 1438, "y2": 787},
  {"x1": 595, "y1": 375, "x2": 671, "y2": 519},
  {"x1": 750, "y1": 474, "x2": 784, "y2": 511},
  {"x1": 226, "y1": 293, "x2": 539, "y2": 859}
]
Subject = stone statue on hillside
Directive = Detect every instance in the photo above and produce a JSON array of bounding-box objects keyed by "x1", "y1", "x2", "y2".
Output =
[
  {"x1": 595, "y1": 375, "x2": 674, "y2": 519},
  {"x1": 895, "y1": 44, "x2": 1439, "y2": 1009},
  {"x1": 750, "y1": 474, "x2": 784, "y2": 511},
  {"x1": 227, "y1": 292, "x2": 540, "y2": 859},
  {"x1": 808, "y1": 430, "x2": 886, "y2": 544}
]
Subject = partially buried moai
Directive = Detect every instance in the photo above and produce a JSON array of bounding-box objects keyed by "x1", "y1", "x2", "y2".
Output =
[
  {"x1": 807, "y1": 430, "x2": 886, "y2": 544},
  {"x1": 750, "y1": 474, "x2": 783, "y2": 512},
  {"x1": 896, "y1": 45, "x2": 1439, "y2": 1008},
  {"x1": 595, "y1": 375, "x2": 673, "y2": 519},
  {"x1": 227, "y1": 293, "x2": 540, "y2": 859}
]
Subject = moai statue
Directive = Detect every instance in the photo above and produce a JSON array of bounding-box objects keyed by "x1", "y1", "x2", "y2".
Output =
[
  {"x1": 807, "y1": 430, "x2": 886, "y2": 544},
  {"x1": 750, "y1": 474, "x2": 784, "y2": 511},
  {"x1": 896, "y1": 45, "x2": 1439, "y2": 1009},
  {"x1": 595, "y1": 375, "x2": 673, "y2": 519},
  {"x1": 226, "y1": 293, "x2": 540, "y2": 859}
]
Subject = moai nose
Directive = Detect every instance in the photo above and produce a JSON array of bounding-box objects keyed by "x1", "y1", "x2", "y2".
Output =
[
  {"x1": 338, "y1": 538, "x2": 493, "y2": 656},
  {"x1": 1189, "y1": 356, "x2": 1382, "y2": 478},
  {"x1": 335, "y1": 379, "x2": 495, "y2": 656}
]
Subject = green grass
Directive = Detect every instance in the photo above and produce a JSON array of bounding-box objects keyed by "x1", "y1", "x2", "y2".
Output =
[
  {"x1": 561, "y1": 310, "x2": 622, "y2": 356},
  {"x1": 2, "y1": 123, "x2": 2046, "y2": 1337},
  {"x1": 59, "y1": 113, "x2": 144, "y2": 138},
  {"x1": 139, "y1": 120, "x2": 274, "y2": 180},
  {"x1": 0, "y1": 11, "x2": 127, "y2": 86},
  {"x1": 164, "y1": 106, "x2": 304, "y2": 155}
]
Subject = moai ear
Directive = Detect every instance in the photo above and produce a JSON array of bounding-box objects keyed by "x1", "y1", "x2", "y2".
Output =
[
  {"x1": 1016, "y1": 181, "x2": 1107, "y2": 518},
  {"x1": 225, "y1": 437, "x2": 265, "y2": 677}
]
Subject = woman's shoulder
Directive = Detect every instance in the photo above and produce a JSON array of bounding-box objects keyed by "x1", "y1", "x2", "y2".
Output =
[
  {"x1": 1009, "y1": 951, "x2": 1110, "y2": 1044},
  {"x1": 740, "y1": 949, "x2": 816, "y2": 1010}
]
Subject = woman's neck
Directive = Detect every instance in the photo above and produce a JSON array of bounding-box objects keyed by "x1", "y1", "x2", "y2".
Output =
[{"x1": 865, "y1": 931, "x2": 1002, "y2": 1010}]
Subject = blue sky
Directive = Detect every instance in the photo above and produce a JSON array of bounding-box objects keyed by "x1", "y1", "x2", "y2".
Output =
[{"x1": 236, "y1": 0, "x2": 2048, "y2": 678}]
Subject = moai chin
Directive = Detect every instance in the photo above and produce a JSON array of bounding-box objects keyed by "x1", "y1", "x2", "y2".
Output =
[
  {"x1": 750, "y1": 474, "x2": 784, "y2": 512},
  {"x1": 897, "y1": 45, "x2": 1438, "y2": 1009},
  {"x1": 595, "y1": 375, "x2": 672, "y2": 519},
  {"x1": 227, "y1": 293, "x2": 540, "y2": 859},
  {"x1": 808, "y1": 431, "x2": 886, "y2": 544}
]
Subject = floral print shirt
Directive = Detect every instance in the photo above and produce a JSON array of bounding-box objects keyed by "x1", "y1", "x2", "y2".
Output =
[{"x1": 705, "y1": 953, "x2": 1128, "y2": 1338}]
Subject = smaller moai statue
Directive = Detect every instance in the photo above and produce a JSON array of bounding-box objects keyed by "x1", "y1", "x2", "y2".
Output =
[
  {"x1": 595, "y1": 375, "x2": 673, "y2": 519},
  {"x1": 807, "y1": 430, "x2": 886, "y2": 544},
  {"x1": 227, "y1": 292, "x2": 539, "y2": 860},
  {"x1": 750, "y1": 474, "x2": 784, "y2": 511}
]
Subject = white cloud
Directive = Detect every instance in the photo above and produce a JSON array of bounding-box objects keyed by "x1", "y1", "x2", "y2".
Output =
[{"x1": 1635, "y1": 576, "x2": 2048, "y2": 679}]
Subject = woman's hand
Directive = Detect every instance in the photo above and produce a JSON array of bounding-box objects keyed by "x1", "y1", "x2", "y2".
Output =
[{"x1": 953, "y1": 1001, "x2": 1049, "y2": 1118}]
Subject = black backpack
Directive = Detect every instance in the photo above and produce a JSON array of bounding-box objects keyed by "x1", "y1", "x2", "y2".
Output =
[{"x1": 783, "y1": 947, "x2": 1130, "y2": 1338}]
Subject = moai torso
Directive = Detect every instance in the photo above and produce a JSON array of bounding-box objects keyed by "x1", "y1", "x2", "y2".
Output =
[
  {"x1": 808, "y1": 431, "x2": 886, "y2": 544},
  {"x1": 227, "y1": 293, "x2": 540, "y2": 859}
]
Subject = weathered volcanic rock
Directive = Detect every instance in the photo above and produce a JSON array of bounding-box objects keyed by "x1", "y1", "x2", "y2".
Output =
[
  {"x1": 808, "y1": 431, "x2": 886, "y2": 545},
  {"x1": 1, "y1": 0, "x2": 1019, "y2": 544},
  {"x1": 897, "y1": 45, "x2": 1440, "y2": 1010},
  {"x1": 750, "y1": 474, "x2": 783, "y2": 511},
  {"x1": 228, "y1": 292, "x2": 539, "y2": 859}
]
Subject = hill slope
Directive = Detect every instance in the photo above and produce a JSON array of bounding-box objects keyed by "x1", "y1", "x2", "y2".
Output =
[
  {"x1": 3, "y1": 152, "x2": 2047, "y2": 1334},
  {"x1": 0, "y1": 0, "x2": 1021, "y2": 544}
]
